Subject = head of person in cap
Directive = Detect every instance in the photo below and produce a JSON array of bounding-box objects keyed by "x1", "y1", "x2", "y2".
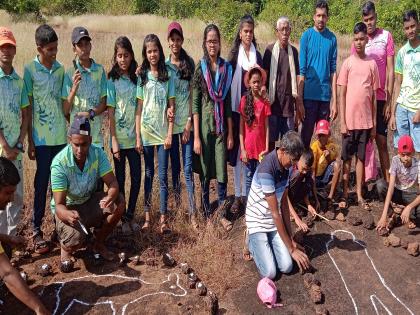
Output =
[
  {"x1": 51, "y1": 114, "x2": 125, "y2": 265},
  {"x1": 315, "y1": 119, "x2": 330, "y2": 147},
  {"x1": 398, "y1": 135, "x2": 415, "y2": 167},
  {"x1": 71, "y1": 26, "x2": 92, "y2": 65},
  {"x1": 0, "y1": 27, "x2": 17, "y2": 74}
]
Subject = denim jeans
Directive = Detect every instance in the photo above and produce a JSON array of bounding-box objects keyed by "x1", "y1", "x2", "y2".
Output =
[
  {"x1": 201, "y1": 180, "x2": 227, "y2": 218},
  {"x1": 244, "y1": 159, "x2": 259, "y2": 196},
  {"x1": 170, "y1": 133, "x2": 195, "y2": 214},
  {"x1": 393, "y1": 104, "x2": 420, "y2": 152},
  {"x1": 113, "y1": 148, "x2": 141, "y2": 221},
  {"x1": 269, "y1": 115, "x2": 293, "y2": 142},
  {"x1": 33, "y1": 144, "x2": 66, "y2": 236},
  {"x1": 143, "y1": 145, "x2": 169, "y2": 215},
  {"x1": 301, "y1": 100, "x2": 330, "y2": 148},
  {"x1": 248, "y1": 230, "x2": 293, "y2": 279}
]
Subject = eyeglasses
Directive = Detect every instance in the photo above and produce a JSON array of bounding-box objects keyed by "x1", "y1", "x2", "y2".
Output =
[{"x1": 206, "y1": 40, "x2": 219, "y2": 45}]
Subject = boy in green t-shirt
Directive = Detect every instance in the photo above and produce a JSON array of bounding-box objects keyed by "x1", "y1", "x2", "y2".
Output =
[
  {"x1": 0, "y1": 27, "x2": 29, "y2": 242},
  {"x1": 23, "y1": 24, "x2": 67, "y2": 253},
  {"x1": 62, "y1": 26, "x2": 107, "y2": 148}
]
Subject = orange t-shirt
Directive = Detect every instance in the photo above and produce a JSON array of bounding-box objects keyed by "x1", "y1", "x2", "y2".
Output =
[{"x1": 337, "y1": 55, "x2": 379, "y2": 130}]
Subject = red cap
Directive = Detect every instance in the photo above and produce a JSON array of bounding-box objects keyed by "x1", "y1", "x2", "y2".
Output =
[
  {"x1": 0, "y1": 27, "x2": 16, "y2": 47},
  {"x1": 168, "y1": 22, "x2": 183, "y2": 40},
  {"x1": 315, "y1": 120, "x2": 330, "y2": 135},
  {"x1": 398, "y1": 135, "x2": 414, "y2": 154}
]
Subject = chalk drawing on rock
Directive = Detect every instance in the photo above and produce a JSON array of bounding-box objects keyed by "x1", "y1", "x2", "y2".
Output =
[
  {"x1": 40, "y1": 272, "x2": 187, "y2": 315},
  {"x1": 326, "y1": 230, "x2": 414, "y2": 315}
]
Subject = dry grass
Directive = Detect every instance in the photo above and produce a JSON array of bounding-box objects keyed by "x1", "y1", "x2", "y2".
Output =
[{"x1": 1, "y1": 10, "x2": 355, "y2": 297}]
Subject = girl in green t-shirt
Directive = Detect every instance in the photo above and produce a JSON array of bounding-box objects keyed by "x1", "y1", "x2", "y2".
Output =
[
  {"x1": 136, "y1": 34, "x2": 175, "y2": 234},
  {"x1": 166, "y1": 22, "x2": 197, "y2": 228},
  {"x1": 107, "y1": 36, "x2": 141, "y2": 235}
]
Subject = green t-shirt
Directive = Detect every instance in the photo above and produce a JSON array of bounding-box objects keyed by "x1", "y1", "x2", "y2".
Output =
[
  {"x1": 50, "y1": 144, "x2": 112, "y2": 213},
  {"x1": 62, "y1": 59, "x2": 107, "y2": 146},
  {"x1": 0, "y1": 68, "x2": 29, "y2": 160},
  {"x1": 136, "y1": 68, "x2": 175, "y2": 146},
  {"x1": 24, "y1": 57, "x2": 67, "y2": 146},
  {"x1": 395, "y1": 38, "x2": 420, "y2": 112},
  {"x1": 107, "y1": 76, "x2": 137, "y2": 149},
  {"x1": 166, "y1": 57, "x2": 194, "y2": 134}
]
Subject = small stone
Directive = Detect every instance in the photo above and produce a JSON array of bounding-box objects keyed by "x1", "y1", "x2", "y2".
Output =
[
  {"x1": 335, "y1": 213, "x2": 346, "y2": 222},
  {"x1": 180, "y1": 263, "x2": 190, "y2": 274},
  {"x1": 130, "y1": 255, "x2": 140, "y2": 266},
  {"x1": 407, "y1": 242, "x2": 419, "y2": 257},
  {"x1": 188, "y1": 279, "x2": 196, "y2": 289},
  {"x1": 303, "y1": 273, "x2": 315, "y2": 289},
  {"x1": 309, "y1": 284, "x2": 323, "y2": 304},
  {"x1": 383, "y1": 237, "x2": 391, "y2": 247},
  {"x1": 348, "y1": 216, "x2": 362, "y2": 226},
  {"x1": 204, "y1": 291, "x2": 219, "y2": 315},
  {"x1": 20, "y1": 271, "x2": 28, "y2": 283},
  {"x1": 196, "y1": 282, "x2": 207, "y2": 296},
  {"x1": 38, "y1": 263, "x2": 52, "y2": 277},
  {"x1": 188, "y1": 272, "x2": 198, "y2": 282},
  {"x1": 401, "y1": 239, "x2": 409, "y2": 249},
  {"x1": 118, "y1": 252, "x2": 127, "y2": 266},
  {"x1": 324, "y1": 211, "x2": 335, "y2": 220},
  {"x1": 60, "y1": 260, "x2": 73, "y2": 273},
  {"x1": 388, "y1": 233, "x2": 401, "y2": 247},
  {"x1": 378, "y1": 228, "x2": 389, "y2": 237},
  {"x1": 162, "y1": 253, "x2": 176, "y2": 267},
  {"x1": 362, "y1": 214, "x2": 375, "y2": 230},
  {"x1": 315, "y1": 305, "x2": 329, "y2": 315}
]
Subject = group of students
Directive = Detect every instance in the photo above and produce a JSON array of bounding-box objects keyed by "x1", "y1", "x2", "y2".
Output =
[{"x1": 0, "y1": 0, "x2": 419, "y2": 313}]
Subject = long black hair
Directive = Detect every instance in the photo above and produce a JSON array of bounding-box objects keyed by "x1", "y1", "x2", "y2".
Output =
[
  {"x1": 168, "y1": 29, "x2": 194, "y2": 81},
  {"x1": 194, "y1": 24, "x2": 224, "y2": 98},
  {"x1": 108, "y1": 36, "x2": 138, "y2": 85},
  {"x1": 139, "y1": 34, "x2": 168, "y2": 86},
  {"x1": 228, "y1": 15, "x2": 257, "y2": 71},
  {"x1": 244, "y1": 67, "x2": 262, "y2": 126}
]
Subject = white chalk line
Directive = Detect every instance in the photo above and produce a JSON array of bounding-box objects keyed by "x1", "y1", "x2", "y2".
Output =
[
  {"x1": 326, "y1": 230, "x2": 414, "y2": 315},
  {"x1": 40, "y1": 272, "x2": 187, "y2": 315}
]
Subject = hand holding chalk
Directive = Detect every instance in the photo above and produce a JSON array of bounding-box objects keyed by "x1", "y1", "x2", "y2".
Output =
[{"x1": 99, "y1": 196, "x2": 115, "y2": 211}]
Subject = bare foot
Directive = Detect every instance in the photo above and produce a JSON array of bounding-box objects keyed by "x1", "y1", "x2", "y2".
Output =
[
  {"x1": 60, "y1": 247, "x2": 75, "y2": 263},
  {"x1": 93, "y1": 242, "x2": 115, "y2": 261}
]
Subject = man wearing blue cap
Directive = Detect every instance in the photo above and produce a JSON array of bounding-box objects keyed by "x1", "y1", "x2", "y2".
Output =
[{"x1": 50, "y1": 115, "x2": 125, "y2": 266}]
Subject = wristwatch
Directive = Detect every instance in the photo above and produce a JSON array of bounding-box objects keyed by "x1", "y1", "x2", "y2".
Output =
[{"x1": 88, "y1": 109, "x2": 95, "y2": 121}]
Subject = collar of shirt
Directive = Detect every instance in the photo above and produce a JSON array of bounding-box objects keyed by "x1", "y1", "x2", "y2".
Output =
[
  {"x1": 406, "y1": 37, "x2": 420, "y2": 53},
  {"x1": 34, "y1": 56, "x2": 62, "y2": 73},
  {"x1": 66, "y1": 144, "x2": 93, "y2": 173},
  {"x1": 0, "y1": 67, "x2": 19, "y2": 80},
  {"x1": 165, "y1": 57, "x2": 179, "y2": 73},
  {"x1": 76, "y1": 58, "x2": 99, "y2": 73}
]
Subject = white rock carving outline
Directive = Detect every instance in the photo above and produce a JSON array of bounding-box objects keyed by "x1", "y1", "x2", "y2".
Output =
[
  {"x1": 40, "y1": 272, "x2": 187, "y2": 315},
  {"x1": 326, "y1": 229, "x2": 415, "y2": 315}
]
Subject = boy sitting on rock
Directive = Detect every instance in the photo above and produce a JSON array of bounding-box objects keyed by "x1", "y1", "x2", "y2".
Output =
[{"x1": 376, "y1": 135, "x2": 420, "y2": 232}]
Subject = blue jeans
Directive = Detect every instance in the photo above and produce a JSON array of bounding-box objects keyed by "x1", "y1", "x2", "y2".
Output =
[
  {"x1": 301, "y1": 100, "x2": 330, "y2": 148},
  {"x1": 244, "y1": 159, "x2": 259, "y2": 196},
  {"x1": 393, "y1": 104, "x2": 420, "y2": 152},
  {"x1": 248, "y1": 230, "x2": 293, "y2": 279},
  {"x1": 33, "y1": 144, "x2": 66, "y2": 235},
  {"x1": 201, "y1": 181, "x2": 227, "y2": 218},
  {"x1": 170, "y1": 133, "x2": 195, "y2": 214},
  {"x1": 143, "y1": 145, "x2": 169, "y2": 215},
  {"x1": 113, "y1": 148, "x2": 141, "y2": 221},
  {"x1": 269, "y1": 115, "x2": 292, "y2": 142}
]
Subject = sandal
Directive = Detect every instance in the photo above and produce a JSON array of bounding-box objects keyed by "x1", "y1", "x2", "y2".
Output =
[
  {"x1": 33, "y1": 234, "x2": 49, "y2": 254},
  {"x1": 338, "y1": 197, "x2": 348, "y2": 211},
  {"x1": 220, "y1": 217, "x2": 233, "y2": 232},
  {"x1": 141, "y1": 220, "x2": 150, "y2": 232},
  {"x1": 407, "y1": 220, "x2": 416, "y2": 229},
  {"x1": 358, "y1": 199, "x2": 371, "y2": 211},
  {"x1": 230, "y1": 197, "x2": 243, "y2": 215}
]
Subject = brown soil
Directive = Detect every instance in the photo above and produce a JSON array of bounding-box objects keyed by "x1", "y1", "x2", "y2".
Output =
[{"x1": 2, "y1": 192, "x2": 419, "y2": 315}]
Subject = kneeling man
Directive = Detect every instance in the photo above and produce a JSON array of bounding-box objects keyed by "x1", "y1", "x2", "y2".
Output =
[{"x1": 51, "y1": 115, "x2": 125, "y2": 266}]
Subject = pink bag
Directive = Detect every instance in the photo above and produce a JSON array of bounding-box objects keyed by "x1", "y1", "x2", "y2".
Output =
[{"x1": 365, "y1": 140, "x2": 378, "y2": 182}]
